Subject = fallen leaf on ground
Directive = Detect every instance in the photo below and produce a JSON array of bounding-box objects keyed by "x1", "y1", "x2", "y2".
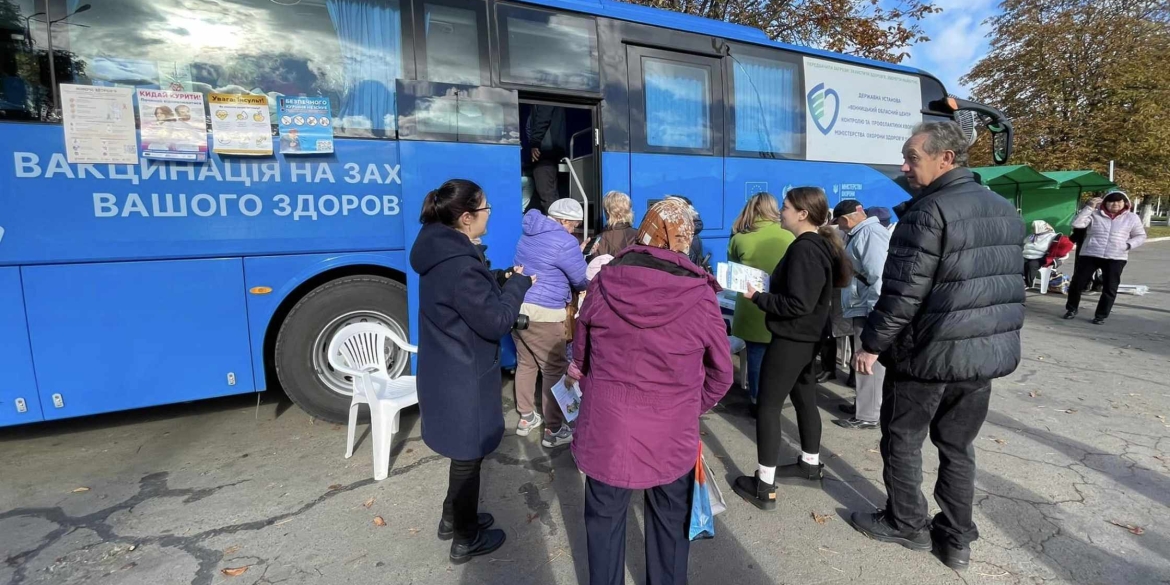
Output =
[
  {"x1": 221, "y1": 566, "x2": 249, "y2": 577},
  {"x1": 1028, "y1": 391, "x2": 1039, "y2": 398},
  {"x1": 408, "y1": 527, "x2": 421, "y2": 535},
  {"x1": 527, "y1": 513, "x2": 540, "y2": 523},
  {"x1": 119, "y1": 563, "x2": 137, "y2": 571},
  {"x1": 993, "y1": 438, "x2": 1007, "y2": 445},
  {"x1": 222, "y1": 546, "x2": 240, "y2": 555},
  {"x1": 328, "y1": 484, "x2": 343, "y2": 491},
  {"x1": 700, "y1": 431, "x2": 708, "y2": 436},
  {"x1": 406, "y1": 448, "x2": 414, "y2": 454},
  {"x1": 373, "y1": 516, "x2": 386, "y2": 527},
  {"x1": 867, "y1": 449, "x2": 880, "y2": 454},
  {"x1": 1108, "y1": 520, "x2": 1144, "y2": 535},
  {"x1": 363, "y1": 497, "x2": 375, "y2": 508},
  {"x1": 1061, "y1": 409, "x2": 1078, "y2": 414},
  {"x1": 72, "y1": 487, "x2": 90, "y2": 493},
  {"x1": 811, "y1": 512, "x2": 833, "y2": 524}
]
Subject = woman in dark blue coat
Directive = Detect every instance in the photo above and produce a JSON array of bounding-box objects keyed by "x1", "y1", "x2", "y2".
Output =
[{"x1": 409, "y1": 179, "x2": 533, "y2": 564}]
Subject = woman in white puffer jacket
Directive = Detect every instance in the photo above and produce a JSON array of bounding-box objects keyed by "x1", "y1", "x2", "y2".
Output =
[
  {"x1": 1063, "y1": 191, "x2": 1147, "y2": 324},
  {"x1": 1023, "y1": 220, "x2": 1057, "y2": 288}
]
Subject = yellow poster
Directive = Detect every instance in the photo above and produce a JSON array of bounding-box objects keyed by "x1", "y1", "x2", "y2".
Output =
[{"x1": 209, "y1": 93, "x2": 273, "y2": 156}]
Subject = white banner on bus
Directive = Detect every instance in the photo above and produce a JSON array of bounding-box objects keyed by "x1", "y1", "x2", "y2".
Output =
[{"x1": 803, "y1": 58, "x2": 922, "y2": 166}]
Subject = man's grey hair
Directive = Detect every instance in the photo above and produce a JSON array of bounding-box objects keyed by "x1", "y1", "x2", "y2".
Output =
[{"x1": 911, "y1": 121, "x2": 969, "y2": 168}]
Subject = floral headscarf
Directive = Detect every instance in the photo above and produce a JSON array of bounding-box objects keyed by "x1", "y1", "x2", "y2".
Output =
[{"x1": 636, "y1": 198, "x2": 695, "y2": 253}]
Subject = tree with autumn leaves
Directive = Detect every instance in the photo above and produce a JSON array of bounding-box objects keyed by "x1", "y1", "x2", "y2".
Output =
[
  {"x1": 624, "y1": 0, "x2": 941, "y2": 63},
  {"x1": 964, "y1": 0, "x2": 1170, "y2": 203}
]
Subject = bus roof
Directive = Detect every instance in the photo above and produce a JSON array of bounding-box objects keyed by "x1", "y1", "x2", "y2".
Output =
[{"x1": 517, "y1": 0, "x2": 929, "y2": 78}]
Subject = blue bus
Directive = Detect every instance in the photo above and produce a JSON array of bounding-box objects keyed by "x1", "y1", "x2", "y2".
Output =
[{"x1": 0, "y1": 0, "x2": 1011, "y2": 427}]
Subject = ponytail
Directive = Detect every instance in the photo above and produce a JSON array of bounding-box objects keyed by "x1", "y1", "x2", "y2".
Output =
[
  {"x1": 817, "y1": 225, "x2": 853, "y2": 288},
  {"x1": 420, "y1": 179, "x2": 485, "y2": 227}
]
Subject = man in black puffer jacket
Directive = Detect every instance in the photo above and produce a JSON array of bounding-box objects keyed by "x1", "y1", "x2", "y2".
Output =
[{"x1": 847, "y1": 121, "x2": 1025, "y2": 572}]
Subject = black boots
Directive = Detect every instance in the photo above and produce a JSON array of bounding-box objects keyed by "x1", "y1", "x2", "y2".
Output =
[
  {"x1": 437, "y1": 512, "x2": 494, "y2": 540},
  {"x1": 847, "y1": 510, "x2": 931, "y2": 551},
  {"x1": 449, "y1": 528, "x2": 506, "y2": 564},
  {"x1": 775, "y1": 459, "x2": 824, "y2": 481},
  {"x1": 732, "y1": 473, "x2": 777, "y2": 511},
  {"x1": 1063, "y1": 310, "x2": 1077, "y2": 319}
]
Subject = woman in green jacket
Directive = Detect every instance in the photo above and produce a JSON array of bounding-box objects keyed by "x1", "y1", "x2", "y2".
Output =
[{"x1": 728, "y1": 192, "x2": 794, "y2": 415}]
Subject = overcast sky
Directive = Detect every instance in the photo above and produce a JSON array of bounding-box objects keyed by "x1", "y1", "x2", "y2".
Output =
[{"x1": 900, "y1": 0, "x2": 1001, "y2": 99}]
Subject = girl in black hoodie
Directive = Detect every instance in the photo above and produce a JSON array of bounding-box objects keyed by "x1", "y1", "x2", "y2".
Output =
[{"x1": 733, "y1": 187, "x2": 852, "y2": 510}]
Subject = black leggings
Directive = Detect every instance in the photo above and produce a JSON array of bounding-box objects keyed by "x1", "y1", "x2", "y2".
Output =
[{"x1": 757, "y1": 337, "x2": 820, "y2": 466}]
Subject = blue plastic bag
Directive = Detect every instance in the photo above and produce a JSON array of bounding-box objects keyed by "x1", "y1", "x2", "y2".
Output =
[{"x1": 688, "y1": 450, "x2": 715, "y2": 541}]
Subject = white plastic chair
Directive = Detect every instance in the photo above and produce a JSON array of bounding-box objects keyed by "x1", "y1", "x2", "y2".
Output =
[
  {"x1": 1038, "y1": 253, "x2": 1071, "y2": 295},
  {"x1": 327, "y1": 323, "x2": 418, "y2": 481}
]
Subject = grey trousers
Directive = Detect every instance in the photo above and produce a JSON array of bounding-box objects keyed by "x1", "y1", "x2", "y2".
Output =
[{"x1": 853, "y1": 317, "x2": 885, "y2": 422}]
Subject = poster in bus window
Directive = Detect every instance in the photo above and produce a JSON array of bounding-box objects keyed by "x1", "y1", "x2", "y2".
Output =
[
  {"x1": 60, "y1": 84, "x2": 138, "y2": 165},
  {"x1": 802, "y1": 57, "x2": 922, "y2": 166},
  {"x1": 209, "y1": 93, "x2": 273, "y2": 156},
  {"x1": 137, "y1": 89, "x2": 208, "y2": 162},
  {"x1": 277, "y1": 96, "x2": 334, "y2": 154}
]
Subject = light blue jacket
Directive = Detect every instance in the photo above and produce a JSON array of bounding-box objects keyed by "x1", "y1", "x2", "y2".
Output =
[{"x1": 841, "y1": 216, "x2": 891, "y2": 319}]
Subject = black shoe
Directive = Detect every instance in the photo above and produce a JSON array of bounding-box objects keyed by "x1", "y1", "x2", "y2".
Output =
[
  {"x1": 1092, "y1": 317, "x2": 1106, "y2": 325},
  {"x1": 838, "y1": 403, "x2": 856, "y2": 416},
  {"x1": 834, "y1": 417, "x2": 878, "y2": 430},
  {"x1": 932, "y1": 539, "x2": 971, "y2": 571},
  {"x1": 732, "y1": 473, "x2": 777, "y2": 511},
  {"x1": 848, "y1": 510, "x2": 932, "y2": 551},
  {"x1": 437, "y1": 513, "x2": 495, "y2": 541},
  {"x1": 748, "y1": 402, "x2": 758, "y2": 419},
  {"x1": 449, "y1": 528, "x2": 506, "y2": 564},
  {"x1": 1062, "y1": 310, "x2": 1078, "y2": 320},
  {"x1": 775, "y1": 459, "x2": 824, "y2": 481}
]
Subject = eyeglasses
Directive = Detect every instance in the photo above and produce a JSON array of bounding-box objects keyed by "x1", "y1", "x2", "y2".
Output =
[{"x1": 473, "y1": 203, "x2": 492, "y2": 213}]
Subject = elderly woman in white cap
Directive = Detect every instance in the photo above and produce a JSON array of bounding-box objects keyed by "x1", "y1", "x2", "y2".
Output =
[{"x1": 512, "y1": 199, "x2": 590, "y2": 447}]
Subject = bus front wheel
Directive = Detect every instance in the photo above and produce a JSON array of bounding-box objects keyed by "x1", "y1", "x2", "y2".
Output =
[{"x1": 274, "y1": 275, "x2": 410, "y2": 423}]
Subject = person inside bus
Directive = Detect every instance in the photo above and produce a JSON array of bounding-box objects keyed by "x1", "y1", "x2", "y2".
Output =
[
  {"x1": 733, "y1": 187, "x2": 852, "y2": 509},
  {"x1": 512, "y1": 199, "x2": 589, "y2": 447},
  {"x1": 565, "y1": 198, "x2": 733, "y2": 585},
  {"x1": 727, "y1": 192, "x2": 794, "y2": 416},
  {"x1": 526, "y1": 105, "x2": 567, "y2": 214},
  {"x1": 584, "y1": 190, "x2": 638, "y2": 262},
  {"x1": 1064, "y1": 190, "x2": 1147, "y2": 324},
  {"x1": 410, "y1": 179, "x2": 535, "y2": 564}
]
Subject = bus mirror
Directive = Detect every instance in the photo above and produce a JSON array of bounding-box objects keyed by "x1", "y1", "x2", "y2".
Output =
[{"x1": 991, "y1": 127, "x2": 1012, "y2": 165}]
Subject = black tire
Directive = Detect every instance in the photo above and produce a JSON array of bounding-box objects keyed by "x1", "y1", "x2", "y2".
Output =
[{"x1": 274, "y1": 275, "x2": 409, "y2": 423}]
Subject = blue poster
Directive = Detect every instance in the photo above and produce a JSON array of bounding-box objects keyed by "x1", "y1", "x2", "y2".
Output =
[{"x1": 277, "y1": 97, "x2": 334, "y2": 154}]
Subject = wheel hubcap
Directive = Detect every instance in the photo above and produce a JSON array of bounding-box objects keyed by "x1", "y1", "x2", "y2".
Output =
[{"x1": 311, "y1": 310, "x2": 409, "y2": 398}]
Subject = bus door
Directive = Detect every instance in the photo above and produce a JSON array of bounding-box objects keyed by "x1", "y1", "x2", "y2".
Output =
[
  {"x1": 519, "y1": 99, "x2": 601, "y2": 239},
  {"x1": 625, "y1": 46, "x2": 726, "y2": 241}
]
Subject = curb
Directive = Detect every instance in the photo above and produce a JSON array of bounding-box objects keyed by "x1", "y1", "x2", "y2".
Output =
[{"x1": 1148, "y1": 237, "x2": 1170, "y2": 243}]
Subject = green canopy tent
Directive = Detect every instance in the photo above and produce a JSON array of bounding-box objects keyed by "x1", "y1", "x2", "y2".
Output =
[
  {"x1": 1035, "y1": 171, "x2": 1117, "y2": 234},
  {"x1": 971, "y1": 167, "x2": 1117, "y2": 235}
]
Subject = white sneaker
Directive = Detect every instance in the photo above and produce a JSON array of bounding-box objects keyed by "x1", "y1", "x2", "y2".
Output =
[
  {"x1": 516, "y1": 412, "x2": 542, "y2": 437},
  {"x1": 542, "y1": 426, "x2": 573, "y2": 448}
]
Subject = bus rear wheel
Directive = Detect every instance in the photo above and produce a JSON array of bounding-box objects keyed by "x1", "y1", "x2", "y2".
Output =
[{"x1": 274, "y1": 275, "x2": 409, "y2": 423}]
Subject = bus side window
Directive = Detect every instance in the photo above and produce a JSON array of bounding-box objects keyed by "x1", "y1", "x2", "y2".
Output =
[
  {"x1": 728, "y1": 52, "x2": 803, "y2": 158},
  {"x1": 643, "y1": 58, "x2": 712, "y2": 151},
  {"x1": 25, "y1": 0, "x2": 407, "y2": 138},
  {"x1": 496, "y1": 4, "x2": 599, "y2": 93},
  {"x1": 416, "y1": 0, "x2": 489, "y2": 86}
]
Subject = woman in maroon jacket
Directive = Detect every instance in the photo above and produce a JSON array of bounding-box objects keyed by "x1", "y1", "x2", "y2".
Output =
[{"x1": 566, "y1": 198, "x2": 734, "y2": 585}]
